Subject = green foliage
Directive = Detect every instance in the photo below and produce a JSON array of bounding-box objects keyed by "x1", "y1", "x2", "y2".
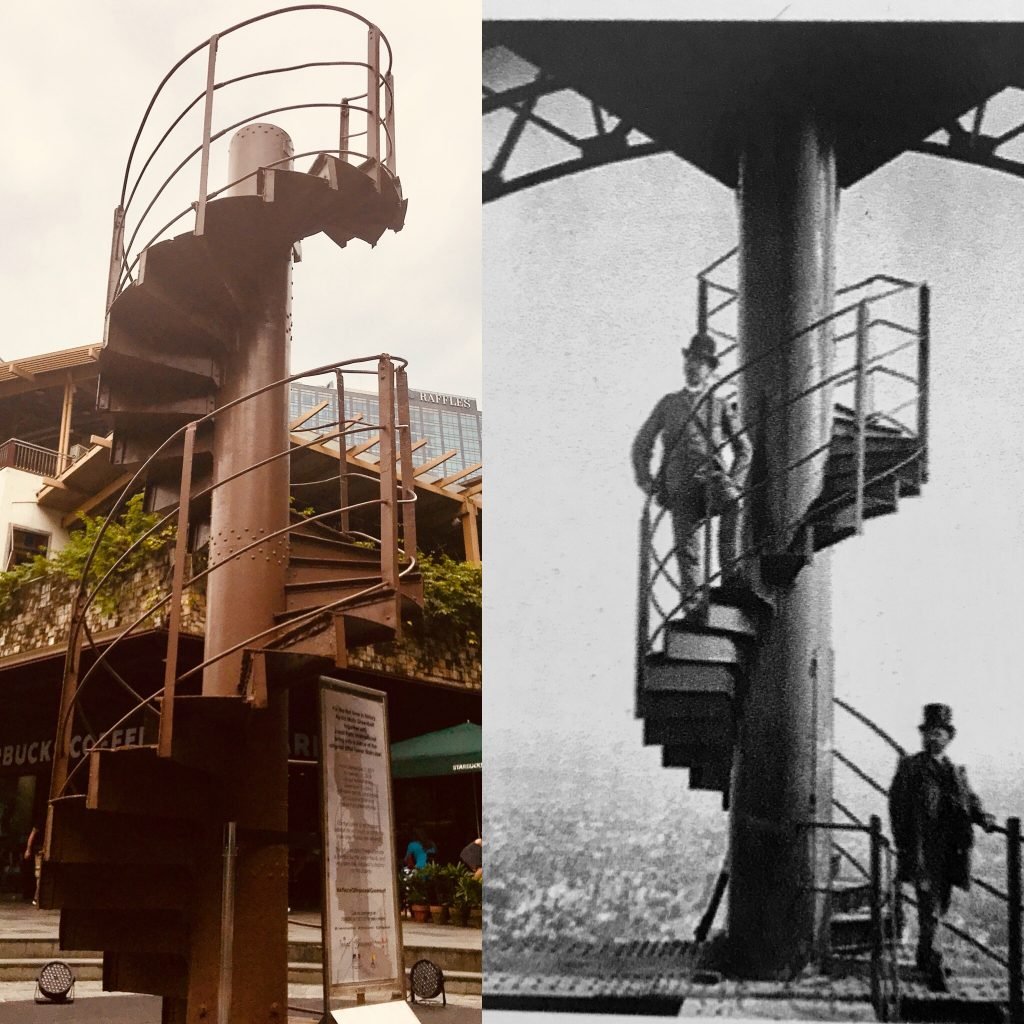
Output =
[
  {"x1": 455, "y1": 872, "x2": 483, "y2": 909},
  {"x1": 415, "y1": 553, "x2": 482, "y2": 648},
  {"x1": 416, "y1": 862, "x2": 466, "y2": 906},
  {"x1": 0, "y1": 492, "x2": 174, "y2": 616},
  {"x1": 404, "y1": 870, "x2": 428, "y2": 905}
]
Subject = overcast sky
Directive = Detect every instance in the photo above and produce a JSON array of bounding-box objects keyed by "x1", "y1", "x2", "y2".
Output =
[
  {"x1": 0, "y1": 0, "x2": 480, "y2": 400},
  {"x1": 484, "y1": 17, "x2": 1024, "y2": 808}
]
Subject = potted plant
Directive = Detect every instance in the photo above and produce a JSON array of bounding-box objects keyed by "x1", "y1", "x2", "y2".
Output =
[
  {"x1": 453, "y1": 871, "x2": 474, "y2": 927},
  {"x1": 418, "y1": 863, "x2": 445, "y2": 924},
  {"x1": 440, "y1": 863, "x2": 466, "y2": 924},
  {"x1": 405, "y1": 870, "x2": 430, "y2": 923},
  {"x1": 464, "y1": 872, "x2": 482, "y2": 928}
]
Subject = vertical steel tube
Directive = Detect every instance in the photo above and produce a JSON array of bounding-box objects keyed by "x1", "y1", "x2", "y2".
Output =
[
  {"x1": 217, "y1": 822, "x2": 237, "y2": 1024},
  {"x1": 728, "y1": 112, "x2": 837, "y2": 977},
  {"x1": 395, "y1": 368, "x2": 416, "y2": 558},
  {"x1": 917, "y1": 285, "x2": 930, "y2": 483},
  {"x1": 854, "y1": 302, "x2": 869, "y2": 535},
  {"x1": 159, "y1": 422, "x2": 196, "y2": 758},
  {"x1": 195, "y1": 36, "x2": 220, "y2": 237},
  {"x1": 1008, "y1": 817, "x2": 1023, "y2": 1024},
  {"x1": 377, "y1": 357, "x2": 398, "y2": 593},
  {"x1": 106, "y1": 205, "x2": 126, "y2": 311},
  {"x1": 366, "y1": 27, "x2": 381, "y2": 188},
  {"x1": 340, "y1": 98, "x2": 351, "y2": 163},
  {"x1": 336, "y1": 370, "x2": 350, "y2": 533},
  {"x1": 869, "y1": 815, "x2": 883, "y2": 1018},
  {"x1": 191, "y1": 125, "x2": 292, "y2": 1024},
  {"x1": 698, "y1": 277, "x2": 709, "y2": 335},
  {"x1": 385, "y1": 72, "x2": 397, "y2": 174}
]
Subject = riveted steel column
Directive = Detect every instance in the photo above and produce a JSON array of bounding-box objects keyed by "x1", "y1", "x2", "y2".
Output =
[
  {"x1": 188, "y1": 125, "x2": 292, "y2": 1024},
  {"x1": 727, "y1": 112, "x2": 837, "y2": 977}
]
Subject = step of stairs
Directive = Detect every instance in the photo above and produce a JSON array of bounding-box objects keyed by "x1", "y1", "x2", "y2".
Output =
[{"x1": 101, "y1": 155, "x2": 405, "y2": 455}]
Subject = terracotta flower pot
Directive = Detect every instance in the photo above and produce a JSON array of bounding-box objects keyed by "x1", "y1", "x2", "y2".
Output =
[
  {"x1": 411, "y1": 903, "x2": 430, "y2": 923},
  {"x1": 429, "y1": 904, "x2": 448, "y2": 925}
]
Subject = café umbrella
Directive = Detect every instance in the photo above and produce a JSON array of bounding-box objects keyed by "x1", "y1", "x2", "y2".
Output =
[{"x1": 389, "y1": 722, "x2": 482, "y2": 778}]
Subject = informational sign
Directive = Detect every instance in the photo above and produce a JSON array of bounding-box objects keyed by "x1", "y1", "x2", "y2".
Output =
[{"x1": 319, "y1": 679, "x2": 403, "y2": 998}]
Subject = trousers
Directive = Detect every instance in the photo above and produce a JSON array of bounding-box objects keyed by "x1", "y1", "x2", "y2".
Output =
[
  {"x1": 914, "y1": 875, "x2": 953, "y2": 971},
  {"x1": 669, "y1": 470, "x2": 743, "y2": 603}
]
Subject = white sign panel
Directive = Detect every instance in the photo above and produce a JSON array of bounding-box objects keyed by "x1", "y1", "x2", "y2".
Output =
[{"x1": 320, "y1": 679, "x2": 403, "y2": 995}]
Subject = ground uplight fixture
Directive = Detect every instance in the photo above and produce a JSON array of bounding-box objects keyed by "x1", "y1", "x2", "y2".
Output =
[
  {"x1": 35, "y1": 959, "x2": 75, "y2": 1003},
  {"x1": 408, "y1": 958, "x2": 446, "y2": 1006}
]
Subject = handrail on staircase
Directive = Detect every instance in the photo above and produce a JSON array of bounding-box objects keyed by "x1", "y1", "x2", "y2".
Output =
[
  {"x1": 108, "y1": 6, "x2": 400, "y2": 310},
  {"x1": 796, "y1": 814, "x2": 900, "y2": 1020},
  {"x1": 829, "y1": 701, "x2": 1024, "y2": 1020},
  {"x1": 50, "y1": 353, "x2": 417, "y2": 802},
  {"x1": 638, "y1": 256, "x2": 929, "y2": 650}
]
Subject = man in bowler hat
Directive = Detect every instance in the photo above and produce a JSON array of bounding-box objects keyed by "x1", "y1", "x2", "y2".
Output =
[
  {"x1": 889, "y1": 703, "x2": 995, "y2": 991},
  {"x1": 632, "y1": 332, "x2": 751, "y2": 606}
]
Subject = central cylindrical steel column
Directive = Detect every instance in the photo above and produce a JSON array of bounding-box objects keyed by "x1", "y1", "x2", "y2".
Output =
[
  {"x1": 727, "y1": 112, "x2": 837, "y2": 977},
  {"x1": 185, "y1": 124, "x2": 293, "y2": 1024},
  {"x1": 204, "y1": 123, "x2": 294, "y2": 693}
]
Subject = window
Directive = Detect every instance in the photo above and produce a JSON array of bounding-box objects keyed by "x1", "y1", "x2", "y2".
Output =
[{"x1": 8, "y1": 527, "x2": 49, "y2": 569}]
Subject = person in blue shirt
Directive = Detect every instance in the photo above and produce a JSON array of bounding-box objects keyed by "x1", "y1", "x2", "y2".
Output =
[{"x1": 403, "y1": 834, "x2": 436, "y2": 870}]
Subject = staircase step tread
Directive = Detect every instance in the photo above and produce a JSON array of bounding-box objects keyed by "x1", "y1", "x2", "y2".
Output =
[{"x1": 286, "y1": 572, "x2": 421, "y2": 592}]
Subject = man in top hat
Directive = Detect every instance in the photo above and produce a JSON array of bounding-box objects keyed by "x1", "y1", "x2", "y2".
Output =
[
  {"x1": 889, "y1": 703, "x2": 995, "y2": 991},
  {"x1": 632, "y1": 332, "x2": 751, "y2": 606}
]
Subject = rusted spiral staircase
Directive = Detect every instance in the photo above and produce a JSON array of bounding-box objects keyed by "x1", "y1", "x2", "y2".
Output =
[
  {"x1": 636, "y1": 259, "x2": 930, "y2": 806},
  {"x1": 40, "y1": 10, "x2": 418, "y2": 1019}
]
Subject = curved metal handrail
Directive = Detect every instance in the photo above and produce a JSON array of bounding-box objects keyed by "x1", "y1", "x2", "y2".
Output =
[
  {"x1": 53, "y1": 353, "x2": 416, "y2": 797},
  {"x1": 109, "y1": 5, "x2": 400, "y2": 308},
  {"x1": 637, "y1": 262, "x2": 927, "y2": 650},
  {"x1": 121, "y1": 5, "x2": 393, "y2": 206}
]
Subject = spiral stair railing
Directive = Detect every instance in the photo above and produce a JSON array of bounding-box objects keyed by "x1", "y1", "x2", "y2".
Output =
[
  {"x1": 48, "y1": 353, "x2": 419, "y2": 803},
  {"x1": 829, "y1": 697, "x2": 1024, "y2": 1022},
  {"x1": 105, "y1": 5, "x2": 403, "y2": 313},
  {"x1": 636, "y1": 262, "x2": 929, "y2": 800},
  {"x1": 641, "y1": 252, "x2": 928, "y2": 639},
  {"x1": 36, "y1": 9, "x2": 418, "y2": 1012}
]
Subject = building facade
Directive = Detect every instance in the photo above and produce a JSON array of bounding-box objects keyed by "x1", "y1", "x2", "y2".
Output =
[{"x1": 289, "y1": 381, "x2": 482, "y2": 476}]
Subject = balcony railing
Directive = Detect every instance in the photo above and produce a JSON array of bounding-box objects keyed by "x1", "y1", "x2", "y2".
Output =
[{"x1": 0, "y1": 439, "x2": 59, "y2": 478}]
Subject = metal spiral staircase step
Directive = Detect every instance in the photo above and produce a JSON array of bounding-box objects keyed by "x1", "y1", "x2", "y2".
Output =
[
  {"x1": 41, "y1": 861, "x2": 193, "y2": 913},
  {"x1": 84, "y1": 745, "x2": 213, "y2": 821},
  {"x1": 284, "y1": 571, "x2": 423, "y2": 613},
  {"x1": 61, "y1": 907, "x2": 188, "y2": 958},
  {"x1": 46, "y1": 795, "x2": 195, "y2": 867},
  {"x1": 638, "y1": 589, "x2": 760, "y2": 799},
  {"x1": 99, "y1": 156, "x2": 405, "y2": 447}
]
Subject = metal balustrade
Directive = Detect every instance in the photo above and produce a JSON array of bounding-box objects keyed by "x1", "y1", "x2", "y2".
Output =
[
  {"x1": 105, "y1": 5, "x2": 401, "y2": 312},
  {"x1": 832, "y1": 696, "x2": 1024, "y2": 1022},
  {"x1": 48, "y1": 353, "x2": 418, "y2": 802},
  {"x1": 0, "y1": 438, "x2": 60, "y2": 478},
  {"x1": 637, "y1": 253, "x2": 930, "y2": 659}
]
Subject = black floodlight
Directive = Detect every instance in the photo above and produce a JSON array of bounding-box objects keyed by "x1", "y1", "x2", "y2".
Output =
[
  {"x1": 408, "y1": 958, "x2": 446, "y2": 1006},
  {"x1": 35, "y1": 959, "x2": 75, "y2": 1003}
]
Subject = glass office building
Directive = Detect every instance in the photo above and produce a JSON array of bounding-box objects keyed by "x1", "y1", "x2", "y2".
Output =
[{"x1": 289, "y1": 381, "x2": 482, "y2": 476}]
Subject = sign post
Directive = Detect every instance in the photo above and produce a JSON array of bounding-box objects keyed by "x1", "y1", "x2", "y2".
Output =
[{"x1": 318, "y1": 678, "x2": 405, "y2": 1020}]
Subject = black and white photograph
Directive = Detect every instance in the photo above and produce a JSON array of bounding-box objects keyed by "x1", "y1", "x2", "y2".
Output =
[{"x1": 484, "y1": 11, "x2": 1024, "y2": 1022}]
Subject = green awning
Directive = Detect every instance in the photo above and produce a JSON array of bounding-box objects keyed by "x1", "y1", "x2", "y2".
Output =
[{"x1": 390, "y1": 722, "x2": 482, "y2": 778}]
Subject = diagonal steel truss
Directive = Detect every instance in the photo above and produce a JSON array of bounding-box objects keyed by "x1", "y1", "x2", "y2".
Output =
[
  {"x1": 911, "y1": 87, "x2": 1024, "y2": 181},
  {"x1": 485, "y1": 67, "x2": 1024, "y2": 202},
  {"x1": 483, "y1": 65, "x2": 667, "y2": 203}
]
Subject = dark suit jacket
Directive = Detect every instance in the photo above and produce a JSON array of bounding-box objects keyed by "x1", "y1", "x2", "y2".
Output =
[
  {"x1": 632, "y1": 387, "x2": 751, "y2": 503},
  {"x1": 888, "y1": 751, "x2": 987, "y2": 890}
]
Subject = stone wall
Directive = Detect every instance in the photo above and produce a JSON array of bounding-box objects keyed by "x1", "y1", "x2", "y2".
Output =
[
  {"x1": 0, "y1": 548, "x2": 206, "y2": 659},
  {"x1": 348, "y1": 633, "x2": 481, "y2": 691}
]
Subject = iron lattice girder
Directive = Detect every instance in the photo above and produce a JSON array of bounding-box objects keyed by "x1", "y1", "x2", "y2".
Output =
[
  {"x1": 483, "y1": 72, "x2": 666, "y2": 202},
  {"x1": 912, "y1": 87, "x2": 1024, "y2": 181},
  {"x1": 484, "y1": 21, "x2": 1024, "y2": 195}
]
